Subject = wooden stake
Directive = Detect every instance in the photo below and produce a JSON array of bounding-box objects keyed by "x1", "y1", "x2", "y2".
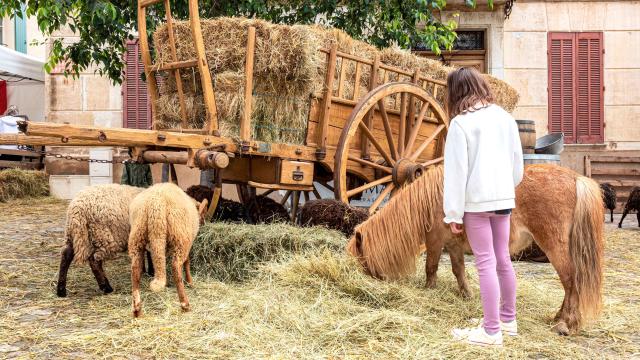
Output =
[
  {"x1": 136, "y1": 4, "x2": 160, "y2": 129},
  {"x1": 188, "y1": 0, "x2": 219, "y2": 135},
  {"x1": 241, "y1": 27, "x2": 256, "y2": 143},
  {"x1": 163, "y1": 0, "x2": 188, "y2": 126}
]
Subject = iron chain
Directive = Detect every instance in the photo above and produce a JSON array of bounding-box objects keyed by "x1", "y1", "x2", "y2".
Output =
[{"x1": 17, "y1": 145, "x2": 129, "y2": 164}]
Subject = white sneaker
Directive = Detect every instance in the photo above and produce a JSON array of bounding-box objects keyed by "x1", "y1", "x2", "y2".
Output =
[
  {"x1": 469, "y1": 318, "x2": 518, "y2": 336},
  {"x1": 452, "y1": 326, "x2": 503, "y2": 346}
]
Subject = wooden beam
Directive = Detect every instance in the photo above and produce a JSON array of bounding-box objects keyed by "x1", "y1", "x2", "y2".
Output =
[
  {"x1": 588, "y1": 156, "x2": 640, "y2": 163},
  {"x1": 362, "y1": 55, "x2": 380, "y2": 159},
  {"x1": 591, "y1": 168, "x2": 640, "y2": 176},
  {"x1": 0, "y1": 160, "x2": 42, "y2": 170},
  {"x1": 241, "y1": 26, "x2": 256, "y2": 143},
  {"x1": 153, "y1": 60, "x2": 198, "y2": 72},
  {"x1": 142, "y1": 151, "x2": 188, "y2": 164},
  {"x1": 584, "y1": 155, "x2": 592, "y2": 177},
  {"x1": 248, "y1": 181, "x2": 313, "y2": 191},
  {"x1": 317, "y1": 44, "x2": 338, "y2": 155},
  {"x1": 0, "y1": 134, "x2": 123, "y2": 147},
  {"x1": 139, "y1": 0, "x2": 163, "y2": 8},
  {"x1": 20, "y1": 121, "x2": 318, "y2": 160}
]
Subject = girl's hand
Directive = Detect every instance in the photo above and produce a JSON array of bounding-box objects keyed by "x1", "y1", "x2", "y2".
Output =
[{"x1": 450, "y1": 222, "x2": 464, "y2": 234}]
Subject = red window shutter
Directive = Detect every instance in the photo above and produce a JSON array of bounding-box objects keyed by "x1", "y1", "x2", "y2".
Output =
[
  {"x1": 548, "y1": 33, "x2": 576, "y2": 144},
  {"x1": 123, "y1": 40, "x2": 152, "y2": 130},
  {"x1": 576, "y1": 32, "x2": 604, "y2": 144}
]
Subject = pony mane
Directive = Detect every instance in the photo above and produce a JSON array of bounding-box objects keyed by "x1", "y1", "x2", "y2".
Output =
[{"x1": 352, "y1": 164, "x2": 444, "y2": 279}]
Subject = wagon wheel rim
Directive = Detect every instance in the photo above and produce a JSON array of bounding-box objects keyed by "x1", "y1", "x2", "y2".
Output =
[{"x1": 334, "y1": 82, "x2": 448, "y2": 214}]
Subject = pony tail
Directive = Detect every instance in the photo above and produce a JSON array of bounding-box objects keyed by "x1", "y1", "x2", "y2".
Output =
[{"x1": 570, "y1": 176, "x2": 604, "y2": 323}]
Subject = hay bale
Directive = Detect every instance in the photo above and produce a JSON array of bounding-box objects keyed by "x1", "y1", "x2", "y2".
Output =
[
  {"x1": 0, "y1": 169, "x2": 49, "y2": 202},
  {"x1": 153, "y1": 17, "x2": 520, "y2": 142},
  {"x1": 191, "y1": 222, "x2": 345, "y2": 281},
  {"x1": 298, "y1": 199, "x2": 369, "y2": 236}
]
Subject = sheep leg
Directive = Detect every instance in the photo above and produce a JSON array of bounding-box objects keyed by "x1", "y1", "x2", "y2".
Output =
[
  {"x1": 131, "y1": 249, "x2": 144, "y2": 317},
  {"x1": 184, "y1": 257, "x2": 193, "y2": 286},
  {"x1": 172, "y1": 258, "x2": 190, "y2": 312},
  {"x1": 610, "y1": 209, "x2": 614, "y2": 223},
  {"x1": 636, "y1": 212, "x2": 640, "y2": 227},
  {"x1": 88, "y1": 257, "x2": 113, "y2": 294},
  {"x1": 56, "y1": 244, "x2": 74, "y2": 297},
  {"x1": 618, "y1": 208, "x2": 629, "y2": 228},
  {"x1": 146, "y1": 251, "x2": 155, "y2": 277}
]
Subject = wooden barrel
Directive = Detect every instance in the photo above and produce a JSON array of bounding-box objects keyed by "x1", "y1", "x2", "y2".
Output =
[
  {"x1": 523, "y1": 154, "x2": 560, "y2": 166},
  {"x1": 515, "y1": 120, "x2": 536, "y2": 154}
]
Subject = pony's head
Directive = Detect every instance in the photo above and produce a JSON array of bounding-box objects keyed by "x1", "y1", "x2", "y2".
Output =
[{"x1": 345, "y1": 165, "x2": 445, "y2": 280}]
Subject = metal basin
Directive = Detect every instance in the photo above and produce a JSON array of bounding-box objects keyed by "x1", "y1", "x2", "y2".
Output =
[{"x1": 535, "y1": 133, "x2": 564, "y2": 155}]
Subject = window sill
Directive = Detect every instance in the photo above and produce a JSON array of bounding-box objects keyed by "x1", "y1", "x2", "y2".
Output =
[{"x1": 564, "y1": 143, "x2": 607, "y2": 147}]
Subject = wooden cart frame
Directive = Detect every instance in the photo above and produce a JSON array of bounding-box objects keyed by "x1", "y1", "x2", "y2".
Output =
[{"x1": 9, "y1": 0, "x2": 450, "y2": 216}]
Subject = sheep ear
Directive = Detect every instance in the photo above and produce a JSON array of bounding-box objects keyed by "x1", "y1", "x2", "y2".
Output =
[{"x1": 198, "y1": 199, "x2": 209, "y2": 216}]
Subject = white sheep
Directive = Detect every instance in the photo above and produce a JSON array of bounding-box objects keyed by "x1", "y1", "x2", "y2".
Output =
[
  {"x1": 128, "y1": 182, "x2": 207, "y2": 317},
  {"x1": 56, "y1": 184, "x2": 145, "y2": 297}
]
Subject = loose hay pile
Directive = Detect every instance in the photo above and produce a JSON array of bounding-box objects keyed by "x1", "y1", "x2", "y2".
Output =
[
  {"x1": 0, "y1": 168, "x2": 49, "y2": 202},
  {"x1": 2, "y1": 201, "x2": 637, "y2": 358},
  {"x1": 190, "y1": 222, "x2": 344, "y2": 281},
  {"x1": 153, "y1": 17, "x2": 519, "y2": 144}
]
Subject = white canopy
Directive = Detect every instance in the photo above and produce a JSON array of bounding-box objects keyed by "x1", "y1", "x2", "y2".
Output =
[{"x1": 0, "y1": 46, "x2": 45, "y2": 82}]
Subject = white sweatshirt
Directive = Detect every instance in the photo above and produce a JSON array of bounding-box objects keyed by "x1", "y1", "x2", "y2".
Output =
[{"x1": 443, "y1": 104, "x2": 524, "y2": 224}]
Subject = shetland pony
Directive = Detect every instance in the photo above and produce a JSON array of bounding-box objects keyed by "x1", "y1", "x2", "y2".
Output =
[{"x1": 347, "y1": 164, "x2": 604, "y2": 335}]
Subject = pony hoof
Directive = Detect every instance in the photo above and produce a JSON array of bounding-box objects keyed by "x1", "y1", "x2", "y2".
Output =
[
  {"x1": 181, "y1": 303, "x2": 191, "y2": 312},
  {"x1": 101, "y1": 284, "x2": 114, "y2": 294},
  {"x1": 553, "y1": 322, "x2": 570, "y2": 336},
  {"x1": 133, "y1": 309, "x2": 143, "y2": 318},
  {"x1": 56, "y1": 287, "x2": 67, "y2": 298},
  {"x1": 460, "y1": 289, "x2": 472, "y2": 299}
]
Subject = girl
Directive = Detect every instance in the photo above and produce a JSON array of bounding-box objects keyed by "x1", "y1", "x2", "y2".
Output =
[{"x1": 443, "y1": 68, "x2": 524, "y2": 346}]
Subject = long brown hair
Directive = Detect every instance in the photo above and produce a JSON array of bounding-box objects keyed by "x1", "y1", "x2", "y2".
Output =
[{"x1": 445, "y1": 67, "x2": 494, "y2": 118}]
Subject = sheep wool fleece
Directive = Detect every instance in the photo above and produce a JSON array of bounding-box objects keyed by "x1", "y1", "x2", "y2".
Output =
[
  {"x1": 128, "y1": 182, "x2": 200, "y2": 291},
  {"x1": 65, "y1": 184, "x2": 144, "y2": 264}
]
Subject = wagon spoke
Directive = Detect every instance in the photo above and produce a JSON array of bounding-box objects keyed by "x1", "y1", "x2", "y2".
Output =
[
  {"x1": 312, "y1": 184, "x2": 322, "y2": 200},
  {"x1": 280, "y1": 190, "x2": 292, "y2": 206},
  {"x1": 303, "y1": 191, "x2": 310, "y2": 202},
  {"x1": 347, "y1": 175, "x2": 392, "y2": 198},
  {"x1": 290, "y1": 191, "x2": 301, "y2": 221},
  {"x1": 358, "y1": 121, "x2": 395, "y2": 166},
  {"x1": 377, "y1": 100, "x2": 398, "y2": 160},
  {"x1": 404, "y1": 103, "x2": 430, "y2": 157},
  {"x1": 422, "y1": 156, "x2": 444, "y2": 167},
  {"x1": 348, "y1": 155, "x2": 392, "y2": 174},
  {"x1": 398, "y1": 93, "x2": 408, "y2": 156},
  {"x1": 368, "y1": 183, "x2": 395, "y2": 214},
  {"x1": 409, "y1": 124, "x2": 445, "y2": 162}
]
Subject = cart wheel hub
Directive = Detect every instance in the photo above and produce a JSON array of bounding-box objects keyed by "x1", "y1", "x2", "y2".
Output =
[{"x1": 392, "y1": 158, "x2": 424, "y2": 187}]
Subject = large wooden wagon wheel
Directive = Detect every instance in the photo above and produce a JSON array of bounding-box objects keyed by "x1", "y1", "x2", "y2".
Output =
[{"x1": 334, "y1": 82, "x2": 449, "y2": 214}]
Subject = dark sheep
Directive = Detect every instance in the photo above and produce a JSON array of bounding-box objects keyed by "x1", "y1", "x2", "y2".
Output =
[
  {"x1": 618, "y1": 186, "x2": 640, "y2": 228},
  {"x1": 298, "y1": 199, "x2": 369, "y2": 237},
  {"x1": 185, "y1": 185, "x2": 251, "y2": 223},
  {"x1": 600, "y1": 182, "x2": 617, "y2": 223},
  {"x1": 247, "y1": 195, "x2": 290, "y2": 224}
]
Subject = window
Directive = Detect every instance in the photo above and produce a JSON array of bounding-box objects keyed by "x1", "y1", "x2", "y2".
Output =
[
  {"x1": 413, "y1": 30, "x2": 487, "y2": 73},
  {"x1": 123, "y1": 40, "x2": 152, "y2": 130},
  {"x1": 548, "y1": 32, "x2": 604, "y2": 144},
  {"x1": 0, "y1": 20, "x2": 4, "y2": 45}
]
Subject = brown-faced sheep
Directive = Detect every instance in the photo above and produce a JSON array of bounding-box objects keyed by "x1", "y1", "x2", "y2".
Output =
[
  {"x1": 619, "y1": 186, "x2": 640, "y2": 228},
  {"x1": 247, "y1": 195, "x2": 289, "y2": 223},
  {"x1": 600, "y1": 182, "x2": 617, "y2": 223},
  {"x1": 128, "y1": 182, "x2": 208, "y2": 317},
  {"x1": 298, "y1": 199, "x2": 369, "y2": 236},
  {"x1": 56, "y1": 184, "x2": 144, "y2": 297},
  {"x1": 185, "y1": 185, "x2": 251, "y2": 223}
]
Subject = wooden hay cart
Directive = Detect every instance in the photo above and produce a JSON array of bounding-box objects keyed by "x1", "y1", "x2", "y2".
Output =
[{"x1": 12, "y1": 0, "x2": 450, "y2": 217}]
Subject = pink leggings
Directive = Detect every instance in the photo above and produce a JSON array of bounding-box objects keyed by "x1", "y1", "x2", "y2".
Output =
[{"x1": 464, "y1": 212, "x2": 517, "y2": 334}]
